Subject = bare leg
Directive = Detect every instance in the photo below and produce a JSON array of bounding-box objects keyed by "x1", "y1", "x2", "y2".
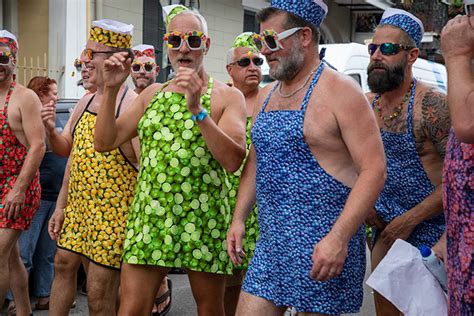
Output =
[
  {"x1": 118, "y1": 263, "x2": 169, "y2": 315},
  {"x1": 236, "y1": 291, "x2": 287, "y2": 316},
  {"x1": 9, "y1": 242, "x2": 32, "y2": 316},
  {"x1": 371, "y1": 237, "x2": 403, "y2": 316},
  {"x1": 49, "y1": 248, "x2": 82, "y2": 316},
  {"x1": 224, "y1": 270, "x2": 245, "y2": 316},
  {"x1": 87, "y1": 262, "x2": 120, "y2": 315},
  {"x1": 152, "y1": 276, "x2": 170, "y2": 314},
  {"x1": 187, "y1": 270, "x2": 227, "y2": 315},
  {"x1": 0, "y1": 229, "x2": 21, "y2": 307}
]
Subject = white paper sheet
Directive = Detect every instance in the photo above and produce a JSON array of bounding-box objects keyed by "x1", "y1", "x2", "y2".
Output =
[{"x1": 366, "y1": 239, "x2": 448, "y2": 316}]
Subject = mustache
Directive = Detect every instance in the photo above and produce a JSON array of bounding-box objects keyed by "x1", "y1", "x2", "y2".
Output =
[{"x1": 367, "y1": 62, "x2": 389, "y2": 73}]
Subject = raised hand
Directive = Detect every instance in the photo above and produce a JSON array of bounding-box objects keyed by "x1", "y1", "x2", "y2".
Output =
[
  {"x1": 175, "y1": 67, "x2": 204, "y2": 115},
  {"x1": 103, "y1": 51, "x2": 132, "y2": 88},
  {"x1": 41, "y1": 100, "x2": 57, "y2": 133}
]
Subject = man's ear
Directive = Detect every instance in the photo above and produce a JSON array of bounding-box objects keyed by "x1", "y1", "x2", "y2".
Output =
[
  {"x1": 204, "y1": 37, "x2": 211, "y2": 55},
  {"x1": 300, "y1": 27, "x2": 313, "y2": 48},
  {"x1": 155, "y1": 66, "x2": 161, "y2": 76},
  {"x1": 407, "y1": 47, "x2": 419, "y2": 65},
  {"x1": 226, "y1": 64, "x2": 232, "y2": 75}
]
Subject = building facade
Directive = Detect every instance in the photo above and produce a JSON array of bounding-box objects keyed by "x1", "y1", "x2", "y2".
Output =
[{"x1": 0, "y1": 0, "x2": 452, "y2": 99}]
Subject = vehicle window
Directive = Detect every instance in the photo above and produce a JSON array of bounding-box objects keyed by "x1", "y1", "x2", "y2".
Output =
[
  {"x1": 348, "y1": 73, "x2": 361, "y2": 87},
  {"x1": 56, "y1": 112, "x2": 70, "y2": 130}
]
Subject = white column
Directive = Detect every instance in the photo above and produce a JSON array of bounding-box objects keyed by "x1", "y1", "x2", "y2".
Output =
[{"x1": 49, "y1": 0, "x2": 87, "y2": 99}]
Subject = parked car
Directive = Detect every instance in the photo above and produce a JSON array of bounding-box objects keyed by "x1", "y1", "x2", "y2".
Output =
[{"x1": 55, "y1": 98, "x2": 78, "y2": 131}]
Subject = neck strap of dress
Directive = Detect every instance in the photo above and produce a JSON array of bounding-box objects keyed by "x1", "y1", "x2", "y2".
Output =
[{"x1": 3, "y1": 80, "x2": 16, "y2": 111}]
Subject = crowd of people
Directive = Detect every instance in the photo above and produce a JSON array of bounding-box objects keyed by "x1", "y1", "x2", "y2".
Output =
[{"x1": 0, "y1": 0, "x2": 472, "y2": 315}]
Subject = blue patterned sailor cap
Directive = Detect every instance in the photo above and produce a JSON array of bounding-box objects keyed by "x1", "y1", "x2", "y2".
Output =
[
  {"x1": 379, "y1": 8, "x2": 424, "y2": 47},
  {"x1": 271, "y1": 0, "x2": 328, "y2": 28}
]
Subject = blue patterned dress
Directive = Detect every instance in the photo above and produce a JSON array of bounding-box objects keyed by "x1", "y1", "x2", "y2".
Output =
[
  {"x1": 243, "y1": 63, "x2": 366, "y2": 314},
  {"x1": 371, "y1": 80, "x2": 445, "y2": 248}
]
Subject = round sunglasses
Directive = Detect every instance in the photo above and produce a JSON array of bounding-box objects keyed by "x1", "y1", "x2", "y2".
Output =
[
  {"x1": 131, "y1": 62, "x2": 156, "y2": 73},
  {"x1": 82, "y1": 48, "x2": 133, "y2": 60},
  {"x1": 368, "y1": 43, "x2": 414, "y2": 56},
  {"x1": 0, "y1": 52, "x2": 13, "y2": 65},
  {"x1": 229, "y1": 57, "x2": 264, "y2": 67},
  {"x1": 253, "y1": 27, "x2": 303, "y2": 52},
  {"x1": 164, "y1": 31, "x2": 206, "y2": 51}
]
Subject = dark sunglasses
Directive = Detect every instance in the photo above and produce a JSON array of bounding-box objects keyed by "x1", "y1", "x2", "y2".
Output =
[
  {"x1": 131, "y1": 62, "x2": 155, "y2": 73},
  {"x1": 0, "y1": 55, "x2": 11, "y2": 65},
  {"x1": 368, "y1": 43, "x2": 414, "y2": 56},
  {"x1": 230, "y1": 57, "x2": 264, "y2": 67}
]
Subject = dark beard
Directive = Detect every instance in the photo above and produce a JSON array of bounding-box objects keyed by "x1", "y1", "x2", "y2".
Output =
[{"x1": 367, "y1": 58, "x2": 406, "y2": 94}]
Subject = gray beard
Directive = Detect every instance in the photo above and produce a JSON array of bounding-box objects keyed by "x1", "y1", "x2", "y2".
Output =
[{"x1": 270, "y1": 42, "x2": 304, "y2": 82}]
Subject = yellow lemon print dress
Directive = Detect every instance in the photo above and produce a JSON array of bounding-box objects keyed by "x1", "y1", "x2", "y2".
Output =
[{"x1": 58, "y1": 94, "x2": 138, "y2": 269}]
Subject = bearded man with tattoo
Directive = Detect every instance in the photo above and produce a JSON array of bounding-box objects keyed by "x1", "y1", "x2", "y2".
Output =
[{"x1": 365, "y1": 8, "x2": 451, "y2": 316}]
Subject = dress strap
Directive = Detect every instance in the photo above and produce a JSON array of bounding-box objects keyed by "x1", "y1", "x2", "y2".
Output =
[
  {"x1": 2, "y1": 81, "x2": 16, "y2": 114},
  {"x1": 84, "y1": 94, "x2": 96, "y2": 111},
  {"x1": 261, "y1": 83, "x2": 278, "y2": 112},
  {"x1": 406, "y1": 79, "x2": 417, "y2": 135},
  {"x1": 300, "y1": 62, "x2": 325, "y2": 114},
  {"x1": 115, "y1": 85, "x2": 129, "y2": 118}
]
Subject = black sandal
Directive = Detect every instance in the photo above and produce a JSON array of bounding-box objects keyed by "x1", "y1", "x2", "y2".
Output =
[{"x1": 152, "y1": 278, "x2": 172, "y2": 316}]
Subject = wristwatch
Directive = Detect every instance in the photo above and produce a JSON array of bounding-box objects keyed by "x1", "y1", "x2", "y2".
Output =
[{"x1": 191, "y1": 108, "x2": 208, "y2": 121}]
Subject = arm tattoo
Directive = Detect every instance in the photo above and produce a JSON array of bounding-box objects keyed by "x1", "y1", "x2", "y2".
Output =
[{"x1": 419, "y1": 91, "x2": 451, "y2": 158}]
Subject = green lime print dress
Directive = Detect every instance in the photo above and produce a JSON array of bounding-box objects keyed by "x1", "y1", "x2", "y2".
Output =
[
  {"x1": 123, "y1": 78, "x2": 235, "y2": 274},
  {"x1": 227, "y1": 117, "x2": 258, "y2": 268}
]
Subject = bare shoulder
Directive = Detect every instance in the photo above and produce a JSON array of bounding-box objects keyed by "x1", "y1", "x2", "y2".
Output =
[
  {"x1": 321, "y1": 68, "x2": 369, "y2": 111},
  {"x1": 140, "y1": 82, "x2": 163, "y2": 107},
  {"x1": 212, "y1": 79, "x2": 244, "y2": 99},
  {"x1": 120, "y1": 85, "x2": 138, "y2": 108},
  {"x1": 14, "y1": 84, "x2": 41, "y2": 106}
]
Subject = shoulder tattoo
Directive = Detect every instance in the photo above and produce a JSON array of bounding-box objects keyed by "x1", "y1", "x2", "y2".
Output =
[{"x1": 418, "y1": 90, "x2": 451, "y2": 158}]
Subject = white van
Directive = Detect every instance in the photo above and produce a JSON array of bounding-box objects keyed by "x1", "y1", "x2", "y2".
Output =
[
  {"x1": 261, "y1": 43, "x2": 447, "y2": 93},
  {"x1": 320, "y1": 43, "x2": 447, "y2": 93}
]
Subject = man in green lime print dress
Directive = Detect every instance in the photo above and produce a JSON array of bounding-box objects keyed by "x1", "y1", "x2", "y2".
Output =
[{"x1": 94, "y1": 6, "x2": 247, "y2": 315}]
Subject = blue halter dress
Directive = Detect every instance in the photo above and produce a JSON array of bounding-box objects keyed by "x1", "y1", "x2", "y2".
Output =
[
  {"x1": 242, "y1": 63, "x2": 366, "y2": 314},
  {"x1": 371, "y1": 79, "x2": 445, "y2": 248}
]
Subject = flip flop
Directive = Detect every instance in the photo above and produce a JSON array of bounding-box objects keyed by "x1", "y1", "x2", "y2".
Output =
[{"x1": 152, "y1": 278, "x2": 172, "y2": 316}]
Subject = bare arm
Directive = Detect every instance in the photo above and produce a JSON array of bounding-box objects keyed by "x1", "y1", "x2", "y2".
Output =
[
  {"x1": 94, "y1": 53, "x2": 148, "y2": 152},
  {"x1": 41, "y1": 96, "x2": 90, "y2": 156},
  {"x1": 227, "y1": 83, "x2": 273, "y2": 264},
  {"x1": 4, "y1": 90, "x2": 46, "y2": 219},
  {"x1": 48, "y1": 157, "x2": 71, "y2": 240},
  {"x1": 311, "y1": 78, "x2": 386, "y2": 281},
  {"x1": 441, "y1": 14, "x2": 474, "y2": 143}
]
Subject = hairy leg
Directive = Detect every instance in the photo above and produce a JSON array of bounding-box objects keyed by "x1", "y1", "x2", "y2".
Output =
[
  {"x1": 118, "y1": 263, "x2": 169, "y2": 315},
  {"x1": 187, "y1": 270, "x2": 227, "y2": 315},
  {"x1": 49, "y1": 248, "x2": 82, "y2": 316},
  {"x1": 371, "y1": 237, "x2": 402, "y2": 316},
  {"x1": 87, "y1": 262, "x2": 120, "y2": 315},
  {"x1": 9, "y1": 241, "x2": 31, "y2": 316},
  {"x1": 236, "y1": 291, "x2": 287, "y2": 316},
  {"x1": 0, "y1": 229, "x2": 21, "y2": 305},
  {"x1": 224, "y1": 270, "x2": 245, "y2": 316}
]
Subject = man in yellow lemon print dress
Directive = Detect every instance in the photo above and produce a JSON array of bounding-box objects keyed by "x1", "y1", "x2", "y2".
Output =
[{"x1": 43, "y1": 19, "x2": 139, "y2": 315}]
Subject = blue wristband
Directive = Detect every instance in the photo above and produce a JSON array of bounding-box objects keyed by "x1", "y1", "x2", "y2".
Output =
[{"x1": 192, "y1": 108, "x2": 208, "y2": 121}]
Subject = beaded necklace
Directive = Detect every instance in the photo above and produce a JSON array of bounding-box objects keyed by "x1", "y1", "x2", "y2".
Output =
[{"x1": 374, "y1": 80, "x2": 414, "y2": 121}]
